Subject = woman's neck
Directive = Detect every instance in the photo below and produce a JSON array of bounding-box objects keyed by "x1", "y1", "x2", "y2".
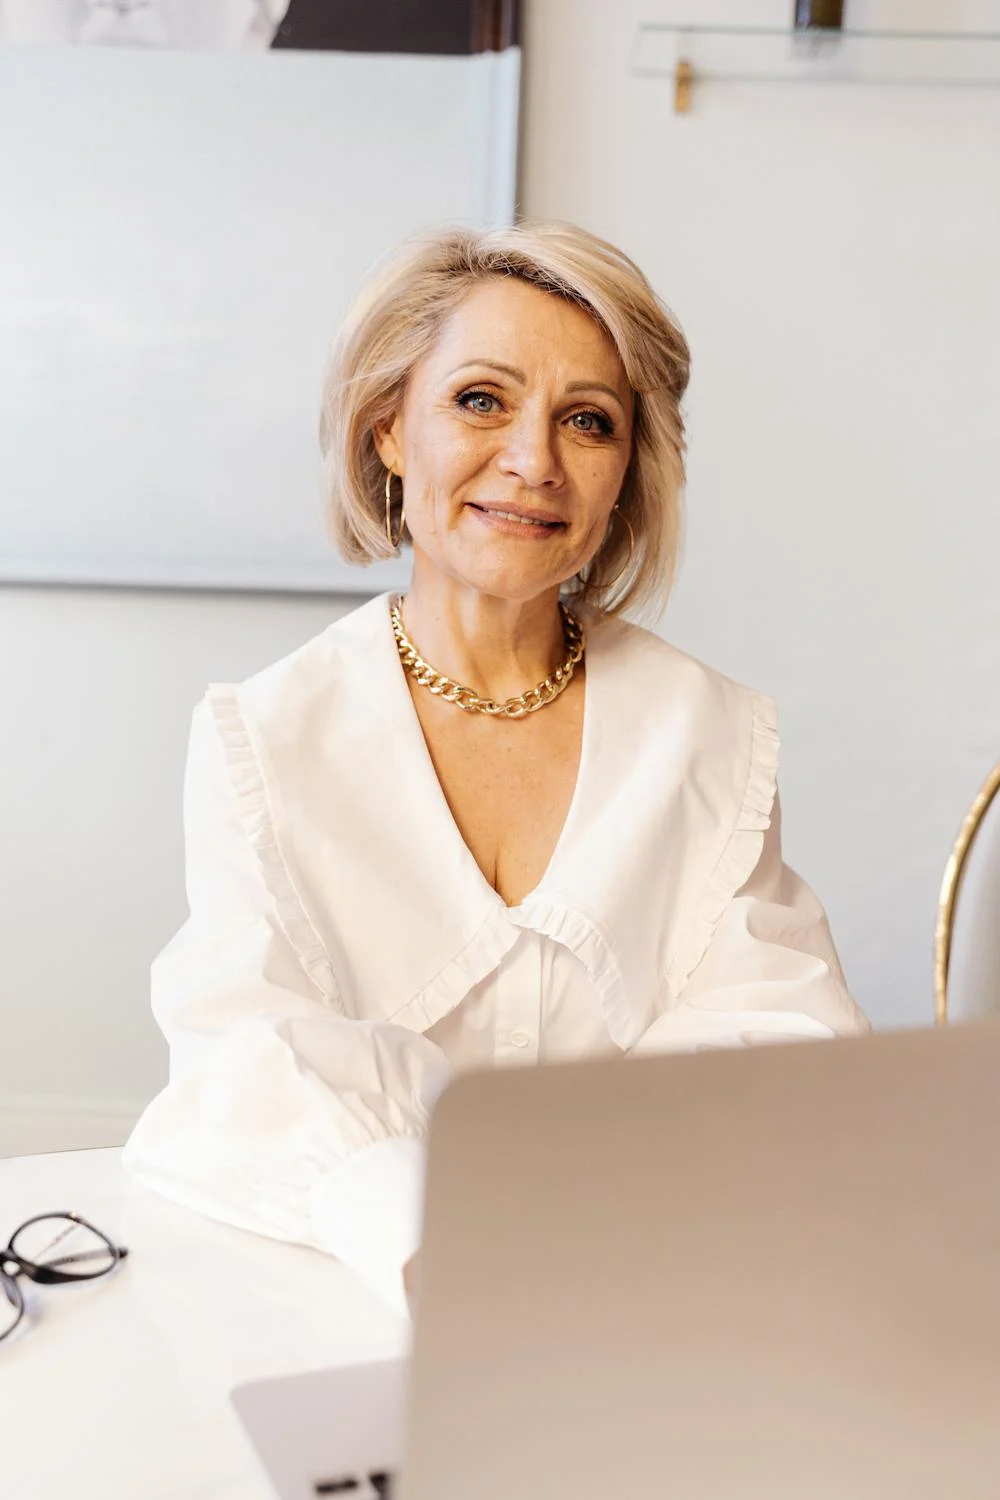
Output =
[{"x1": 399, "y1": 571, "x2": 568, "y2": 703}]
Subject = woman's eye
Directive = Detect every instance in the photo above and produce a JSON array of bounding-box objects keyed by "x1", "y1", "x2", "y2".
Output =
[
  {"x1": 458, "y1": 390, "x2": 500, "y2": 415},
  {"x1": 569, "y1": 409, "x2": 613, "y2": 436},
  {"x1": 456, "y1": 392, "x2": 613, "y2": 434}
]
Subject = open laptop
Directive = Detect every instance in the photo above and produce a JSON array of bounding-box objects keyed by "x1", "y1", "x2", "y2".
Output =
[{"x1": 232, "y1": 1018, "x2": 1000, "y2": 1499}]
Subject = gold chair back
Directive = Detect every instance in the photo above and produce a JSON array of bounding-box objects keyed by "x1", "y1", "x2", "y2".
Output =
[{"x1": 934, "y1": 760, "x2": 1000, "y2": 1024}]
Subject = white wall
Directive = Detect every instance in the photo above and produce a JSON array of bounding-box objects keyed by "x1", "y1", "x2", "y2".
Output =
[
  {"x1": 3, "y1": 0, "x2": 999, "y2": 1154},
  {"x1": 0, "y1": 585, "x2": 355, "y2": 1153},
  {"x1": 520, "y1": 0, "x2": 1000, "y2": 1030}
]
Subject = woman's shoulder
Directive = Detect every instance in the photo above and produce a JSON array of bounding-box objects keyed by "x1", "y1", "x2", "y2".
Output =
[
  {"x1": 590, "y1": 611, "x2": 774, "y2": 723},
  {"x1": 214, "y1": 592, "x2": 394, "y2": 723}
]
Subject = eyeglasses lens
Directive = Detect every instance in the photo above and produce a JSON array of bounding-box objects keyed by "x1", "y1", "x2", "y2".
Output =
[
  {"x1": 10, "y1": 1215, "x2": 116, "y2": 1277},
  {"x1": 0, "y1": 1271, "x2": 23, "y2": 1340}
]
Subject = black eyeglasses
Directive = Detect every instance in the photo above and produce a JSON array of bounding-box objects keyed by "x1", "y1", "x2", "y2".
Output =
[{"x1": 1, "y1": 1212, "x2": 128, "y2": 1344}]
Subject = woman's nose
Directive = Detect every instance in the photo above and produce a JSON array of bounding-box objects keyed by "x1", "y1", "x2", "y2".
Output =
[{"x1": 496, "y1": 411, "x2": 564, "y2": 489}]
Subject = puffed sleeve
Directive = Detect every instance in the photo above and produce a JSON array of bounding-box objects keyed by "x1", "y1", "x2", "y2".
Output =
[
  {"x1": 122, "y1": 700, "x2": 454, "y2": 1317},
  {"x1": 629, "y1": 796, "x2": 869, "y2": 1056}
]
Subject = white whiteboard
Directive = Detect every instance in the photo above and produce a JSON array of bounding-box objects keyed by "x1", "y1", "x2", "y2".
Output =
[{"x1": 0, "y1": 43, "x2": 519, "y2": 592}]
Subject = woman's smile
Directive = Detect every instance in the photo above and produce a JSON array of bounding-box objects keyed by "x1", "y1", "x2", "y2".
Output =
[{"x1": 465, "y1": 501, "x2": 566, "y2": 538}]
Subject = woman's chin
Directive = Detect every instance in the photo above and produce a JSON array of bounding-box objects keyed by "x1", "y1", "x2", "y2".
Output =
[
  {"x1": 449, "y1": 559, "x2": 572, "y2": 603},
  {"x1": 412, "y1": 542, "x2": 577, "y2": 603}
]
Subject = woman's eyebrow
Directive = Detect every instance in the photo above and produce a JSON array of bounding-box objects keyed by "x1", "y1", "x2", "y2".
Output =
[
  {"x1": 564, "y1": 380, "x2": 629, "y2": 416},
  {"x1": 448, "y1": 363, "x2": 629, "y2": 415},
  {"x1": 448, "y1": 360, "x2": 526, "y2": 382}
]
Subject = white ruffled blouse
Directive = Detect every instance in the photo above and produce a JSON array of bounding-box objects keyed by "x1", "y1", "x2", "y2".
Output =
[{"x1": 123, "y1": 593, "x2": 869, "y2": 1315}]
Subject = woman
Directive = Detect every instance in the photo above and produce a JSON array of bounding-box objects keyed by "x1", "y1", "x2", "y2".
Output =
[{"x1": 124, "y1": 222, "x2": 869, "y2": 1316}]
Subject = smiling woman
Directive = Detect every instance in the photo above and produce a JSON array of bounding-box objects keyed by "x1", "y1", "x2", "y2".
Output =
[
  {"x1": 123, "y1": 221, "x2": 869, "y2": 1317},
  {"x1": 377, "y1": 279, "x2": 633, "y2": 615},
  {"x1": 323, "y1": 223, "x2": 687, "y2": 621}
]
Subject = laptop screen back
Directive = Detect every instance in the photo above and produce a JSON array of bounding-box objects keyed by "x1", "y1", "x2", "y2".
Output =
[{"x1": 402, "y1": 1022, "x2": 1000, "y2": 1500}]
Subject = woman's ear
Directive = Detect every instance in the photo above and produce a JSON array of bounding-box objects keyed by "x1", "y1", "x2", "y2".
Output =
[{"x1": 373, "y1": 413, "x2": 403, "y2": 477}]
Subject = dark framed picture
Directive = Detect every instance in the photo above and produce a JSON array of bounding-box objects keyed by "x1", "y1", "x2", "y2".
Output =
[{"x1": 0, "y1": 1, "x2": 518, "y2": 54}]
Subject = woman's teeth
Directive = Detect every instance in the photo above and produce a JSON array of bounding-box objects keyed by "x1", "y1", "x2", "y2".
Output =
[{"x1": 486, "y1": 509, "x2": 557, "y2": 526}]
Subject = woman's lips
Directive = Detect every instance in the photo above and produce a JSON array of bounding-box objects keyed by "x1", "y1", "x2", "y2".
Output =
[{"x1": 467, "y1": 503, "x2": 564, "y2": 538}]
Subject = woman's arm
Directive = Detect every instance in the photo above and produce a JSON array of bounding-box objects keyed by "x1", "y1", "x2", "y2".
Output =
[
  {"x1": 122, "y1": 700, "x2": 453, "y2": 1317},
  {"x1": 629, "y1": 797, "x2": 869, "y2": 1057}
]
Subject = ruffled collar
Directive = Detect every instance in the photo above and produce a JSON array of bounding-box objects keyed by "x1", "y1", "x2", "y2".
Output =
[{"x1": 218, "y1": 593, "x2": 780, "y2": 1051}]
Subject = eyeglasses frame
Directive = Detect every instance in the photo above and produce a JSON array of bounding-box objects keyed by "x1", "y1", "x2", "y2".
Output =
[{"x1": 0, "y1": 1211, "x2": 128, "y2": 1344}]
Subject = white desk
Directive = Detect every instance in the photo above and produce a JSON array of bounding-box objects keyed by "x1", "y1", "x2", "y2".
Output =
[{"x1": 0, "y1": 1149, "x2": 408, "y2": 1500}]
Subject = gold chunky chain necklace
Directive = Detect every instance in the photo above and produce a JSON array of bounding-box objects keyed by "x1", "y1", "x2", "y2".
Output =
[{"x1": 390, "y1": 594, "x2": 585, "y2": 719}]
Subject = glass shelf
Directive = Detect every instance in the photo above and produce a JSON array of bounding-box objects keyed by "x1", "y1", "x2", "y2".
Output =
[{"x1": 630, "y1": 25, "x2": 1000, "y2": 111}]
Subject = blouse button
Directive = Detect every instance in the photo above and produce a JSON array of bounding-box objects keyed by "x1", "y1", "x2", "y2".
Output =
[{"x1": 510, "y1": 1031, "x2": 531, "y2": 1049}]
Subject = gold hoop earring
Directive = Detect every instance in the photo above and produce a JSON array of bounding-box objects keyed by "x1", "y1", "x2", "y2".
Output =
[
  {"x1": 384, "y1": 469, "x2": 405, "y2": 551},
  {"x1": 599, "y1": 506, "x2": 635, "y2": 592}
]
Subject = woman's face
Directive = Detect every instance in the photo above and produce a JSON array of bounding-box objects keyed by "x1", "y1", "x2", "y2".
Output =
[{"x1": 376, "y1": 278, "x2": 634, "y2": 605}]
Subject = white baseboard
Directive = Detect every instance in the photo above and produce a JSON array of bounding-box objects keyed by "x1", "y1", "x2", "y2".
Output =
[{"x1": 0, "y1": 1094, "x2": 145, "y2": 1158}]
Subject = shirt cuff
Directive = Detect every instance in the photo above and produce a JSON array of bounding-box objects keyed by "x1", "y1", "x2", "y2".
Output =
[{"x1": 309, "y1": 1135, "x2": 427, "y2": 1320}]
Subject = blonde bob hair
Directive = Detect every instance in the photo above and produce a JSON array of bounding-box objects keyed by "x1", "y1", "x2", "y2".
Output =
[{"x1": 320, "y1": 220, "x2": 690, "y2": 619}]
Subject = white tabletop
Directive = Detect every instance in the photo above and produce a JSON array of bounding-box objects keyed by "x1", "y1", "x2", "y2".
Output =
[{"x1": 0, "y1": 1149, "x2": 408, "y2": 1500}]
